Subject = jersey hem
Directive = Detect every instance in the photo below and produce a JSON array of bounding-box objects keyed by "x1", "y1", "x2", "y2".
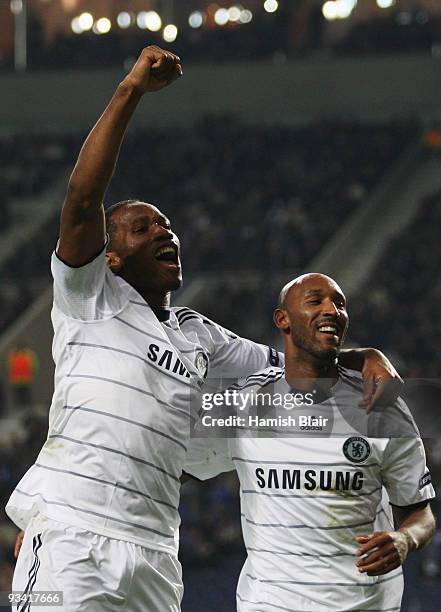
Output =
[{"x1": 6, "y1": 501, "x2": 178, "y2": 557}]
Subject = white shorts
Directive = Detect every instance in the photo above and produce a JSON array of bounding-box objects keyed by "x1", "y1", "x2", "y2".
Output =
[{"x1": 12, "y1": 514, "x2": 183, "y2": 612}]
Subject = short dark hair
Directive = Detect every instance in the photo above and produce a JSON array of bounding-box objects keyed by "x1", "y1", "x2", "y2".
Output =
[{"x1": 105, "y1": 199, "x2": 139, "y2": 250}]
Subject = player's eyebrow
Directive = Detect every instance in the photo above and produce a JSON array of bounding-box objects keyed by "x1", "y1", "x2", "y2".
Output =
[
  {"x1": 131, "y1": 214, "x2": 171, "y2": 230},
  {"x1": 130, "y1": 214, "x2": 151, "y2": 225},
  {"x1": 152, "y1": 212, "x2": 171, "y2": 224},
  {"x1": 131, "y1": 213, "x2": 167, "y2": 225},
  {"x1": 303, "y1": 288, "x2": 346, "y2": 303}
]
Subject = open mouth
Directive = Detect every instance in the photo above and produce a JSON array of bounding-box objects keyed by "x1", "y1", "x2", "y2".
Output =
[
  {"x1": 154, "y1": 244, "x2": 180, "y2": 268},
  {"x1": 317, "y1": 323, "x2": 339, "y2": 337}
]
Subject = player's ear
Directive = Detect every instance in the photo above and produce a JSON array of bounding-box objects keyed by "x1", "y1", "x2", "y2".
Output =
[
  {"x1": 106, "y1": 251, "x2": 123, "y2": 272},
  {"x1": 273, "y1": 308, "x2": 290, "y2": 334}
]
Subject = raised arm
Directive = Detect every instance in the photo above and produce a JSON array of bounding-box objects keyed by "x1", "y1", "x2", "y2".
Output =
[
  {"x1": 355, "y1": 502, "x2": 436, "y2": 576},
  {"x1": 58, "y1": 46, "x2": 182, "y2": 267}
]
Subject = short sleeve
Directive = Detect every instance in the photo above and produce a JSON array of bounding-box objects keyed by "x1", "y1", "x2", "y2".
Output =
[
  {"x1": 381, "y1": 436, "x2": 436, "y2": 507},
  {"x1": 51, "y1": 241, "x2": 128, "y2": 321},
  {"x1": 184, "y1": 436, "x2": 234, "y2": 481},
  {"x1": 204, "y1": 318, "x2": 284, "y2": 379}
]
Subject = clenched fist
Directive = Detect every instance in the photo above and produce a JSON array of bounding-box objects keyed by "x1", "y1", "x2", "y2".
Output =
[{"x1": 123, "y1": 45, "x2": 182, "y2": 94}]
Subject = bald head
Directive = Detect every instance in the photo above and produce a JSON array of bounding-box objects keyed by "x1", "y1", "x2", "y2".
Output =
[{"x1": 277, "y1": 274, "x2": 344, "y2": 310}]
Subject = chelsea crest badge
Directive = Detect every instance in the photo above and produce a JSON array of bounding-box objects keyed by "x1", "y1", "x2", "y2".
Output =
[
  {"x1": 195, "y1": 352, "x2": 208, "y2": 378},
  {"x1": 343, "y1": 437, "x2": 371, "y2": 464}
]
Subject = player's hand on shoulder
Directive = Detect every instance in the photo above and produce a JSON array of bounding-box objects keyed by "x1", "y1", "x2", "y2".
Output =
[
  {"x1": 359, "y1": 349, "x2": 403, "y2": 413},
  {"x1": 123, "y1": 45, "x2": 182, "y2": 94},
  {"x1": 355, "y1": 530, "x2": 411, "y2": 576},
  {"x1": 14, "y1": 530, "x2": 25, "y2": 559}
]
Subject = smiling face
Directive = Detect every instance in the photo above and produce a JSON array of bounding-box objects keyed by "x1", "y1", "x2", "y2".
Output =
[
  {"x1": 105, "y1": 201, "x2": 182, "y2": 296},
  {"x1": 275, "y1": 274, "x2": 349, "y2": 365}
]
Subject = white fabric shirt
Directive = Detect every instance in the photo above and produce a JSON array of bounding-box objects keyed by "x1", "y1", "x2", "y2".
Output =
[
  {"x1": 6, "y1": 245, "x2": 279, "y2": 555},
  {"x1": 184, "y1": 367, "x2": 435, "y2": 611}
]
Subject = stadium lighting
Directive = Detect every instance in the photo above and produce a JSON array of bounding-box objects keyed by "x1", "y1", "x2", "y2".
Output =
[
  {"x1": 117, "y1": 12, "x2": 132, "y2": 29},
  {"x1": 137, "y1": 12, "x2": 148, "y2": 29},
  {"x1": 78, "y1": 12, "x2": 93, "y2": 32},
  {"x1": 71, "y1": 17, "x2": 83, "y2": 34},
  {"x1": 188, "y1": 11, "x2": 204, "y2": 28},
  {"x1": 145, "y1": 11, "x2": 162, "y2": 32},
  {"x1": 93, "y1": 17, "x2": 111, "y2": 35},
  {"x1": 376, "y1": 0, "x2": 395, "y2": 7},
  {"x1": 264, "y1": 0, "x2": 279, "y2": 13},
  {"x1": 336, "y1": 0, "x2": 357, "y2": 19},
  {"x1": 228, "y1": 7, "x2": 241, "y2": 22},
  {"x1": 322, "y1": 1, "x2": 338, "y2": 21},
  {"x1": 239, "y1": 9, "x2": 253, "y2": 23},
  {"x1": 163, "y1": 24, "x2": 178, "y2": 42},
  {"x1": 214, "y1": 8, "x2": 229, "y2": 26}
]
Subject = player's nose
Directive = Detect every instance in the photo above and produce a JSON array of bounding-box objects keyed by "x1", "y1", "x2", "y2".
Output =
[
  {"x1": 321, "y1": 298, "x2": 339, "y2": 317},
  {"x1": 152, "y1": 223, "x2": 174, "y2": 241}
]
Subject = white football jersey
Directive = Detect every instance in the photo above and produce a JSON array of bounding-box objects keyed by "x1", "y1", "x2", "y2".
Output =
[
  {"x1": 6, "y1": 245, "x2": 279, "y2": 556},
  {"x1": 184, "y1": 367, "x2": 435, "y2": 611}
]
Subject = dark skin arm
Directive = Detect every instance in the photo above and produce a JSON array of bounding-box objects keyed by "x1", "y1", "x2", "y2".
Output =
[
  {"x1": 339, "y1": 348, "x2": 403, "y2": 412},
  {"x1": 14, "y1": 530, "x2": 24, "y2": 559},
  {"x1": 58, "y1": 45, "x2": 182, "y2": 267},
  {"x1": 355, "y1": 502, "x2": 436, "y2": 576}
]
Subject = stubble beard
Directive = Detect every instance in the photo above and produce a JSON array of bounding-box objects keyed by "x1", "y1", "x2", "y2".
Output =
[{"x1": 291, "y1": 327, "x2": 339, "y2": 370}]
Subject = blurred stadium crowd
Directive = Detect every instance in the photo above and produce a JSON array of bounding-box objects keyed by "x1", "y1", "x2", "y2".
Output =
[
  {"x1": 0, "y1": 134, "x2": 72, "y2": 333},
  {"x1": 0, "y1": 117, "x2": 440, "y2": 605},
  {"x1": 351, "y1": 189, "x2": 441, "y2": 378},
  {"x1": 0, "y1": 119, "x2": 417, "y2": 335}
]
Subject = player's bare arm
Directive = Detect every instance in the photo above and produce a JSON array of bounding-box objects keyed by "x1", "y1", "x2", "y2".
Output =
[
  {"x1": 355, "y1": 502, "x2": 436, "y2": 576},
  {"x1": 58, "y1": 46, "x2": 182, "y2": 267},
  {"x1": 14, "y1": 530, "x2": 24, "y2": 559},
  {"x1": 339, "y1": 348, "x2": 402, "y2": 411}
]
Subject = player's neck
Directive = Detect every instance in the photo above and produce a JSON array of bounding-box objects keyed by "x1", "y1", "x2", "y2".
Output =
[
  {"x1": 138, "y1": 289, "x2": 171, "y2": 310},
  {"x1": 284, "y1": 347, "x2": 338, "y2": 391}
]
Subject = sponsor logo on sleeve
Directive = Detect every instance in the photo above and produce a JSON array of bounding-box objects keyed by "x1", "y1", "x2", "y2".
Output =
[
  {"x1": 419, "y1": 472, "x2": 432, "y2": 490},
  {"x1": 343, "y1": 437, "x2": 371, "y2": 464},
  {"x1": 269, "y1": 347, "x2": 279, "y2": 367}
]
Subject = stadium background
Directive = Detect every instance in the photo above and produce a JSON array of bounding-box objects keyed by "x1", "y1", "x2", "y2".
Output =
[{"x1": 0, "y1": 0, "x2": 441, "y2": 610}]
